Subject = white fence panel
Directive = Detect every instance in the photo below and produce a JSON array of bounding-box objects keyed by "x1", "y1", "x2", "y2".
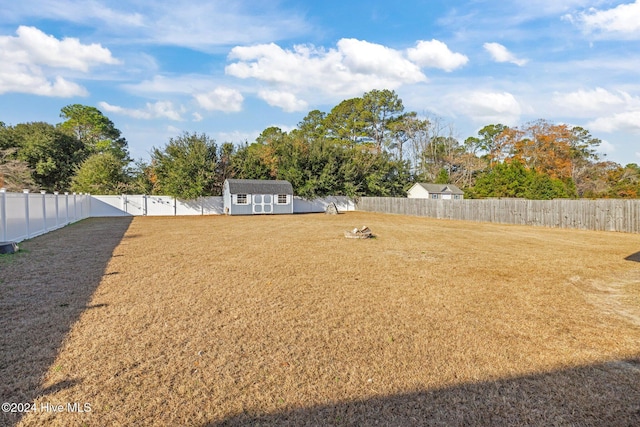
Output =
[
  {"x1": 201, "y1": 197, "x2": 224, "y2": 215},
  {"x1": 28, "y1": 193, "x2": 46, "y2": 237},
  {"x1": 145, "y1": 196, "x2": 175, "y2": 216},
  {"x1": 45, "y1": 194, "x2": 59, "y2": 231},
  {"x1": 90, "y1": 196, "x2": 132, "y2": 217},
  {"x1": 3, "y1": 191, "x2": 28, "y2": 242},
  {"x1": 175, "y1": 197, "x2": 223, "y2": 215},
  {"x1": 293, "y1": 196, "x2": 355, "y2": 213},
  {"x1": 0, "y1": 190, "x2": 91, "y2": 243},
  {"x1": 123, "y1": 195, "x2": 145, "y2": 216}
]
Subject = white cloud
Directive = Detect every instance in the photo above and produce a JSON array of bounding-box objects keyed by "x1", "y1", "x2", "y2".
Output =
[
  {"x1": 0, "y1": 26, "x2": 118, "y2": 96},
  {"x1": 3, "y1": 0, "x2": 144, "y2": 28},
  {"x1": 124, "y1": 75, "x2": 210, "y2": 95},
  {"x1": 225, "y1": 38, "x2": 427, "y2": 110},
  {"x1": 573, "y1": 1, "x2": 640, "y2": 37},
  {"x1": 215, "y1": 129, "x2": 261, "y2": 144},
  {"x1": 192, "y1": 112, "x2": 203, "y2": 122},
  {"x1": 8, "y1": 26, "x2": 119, "y2": 71},
  {"x1": 3, "y1": 1, "x2": 308, "y2": 51},
  {"x1": 552, "y1": 88, "x2": 640, "y2": 134},
  {"x1": 451, "y1": 91, "x2": 522, "y2": 125},
  {"x1": 336, "y1": 38, "x2": 425, "y2": 82},
  {"x1": 552, "y1": 87, "x2": 640, "y2": 117},
  {"x1": 483, "y1": 42, "x2": 528, "y2": 66},
  {"x1": 194, "y1": 87, "x2": 244, "y2": 112},
  {"x1": 406, "y1": 39, "x2": 468, "y2": 71},
  {"x1": 98, "y1": 100, "x2": 184, "y2": 121},
  {"x1": 599, "y1": 140, "x2": 616, "y2": 155},
  {"x1": 0, "y1": 73, "x2": 87, "y2": 97},
  {"x1": 258, "y1": 90, "x2": 308, "y2": 112},
  {"x1": 587, "y1": 111, "x2": 640, "y2": 133}
]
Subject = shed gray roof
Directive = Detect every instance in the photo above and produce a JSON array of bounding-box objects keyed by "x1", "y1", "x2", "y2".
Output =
[
  {"x1": 225, "y1": 179, "x2": 293, "y2": 195},
  {"x1": 415, "y1": 183, "x2": 464, "y2": 195}
]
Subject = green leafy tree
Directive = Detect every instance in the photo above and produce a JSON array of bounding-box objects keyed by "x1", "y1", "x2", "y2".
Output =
[
  {"x1": 151, "y1": 132, "x2": 219, "y2": 199},
  {"x1": 324, "y1": 98, "x2": 367, "y2": 145},
  {"x1": 292, "y1": 110, "x2": 327, "y2": 142},
  {"x1": 361, "y1": 89, "x2": 404, "y2": 152},
  {"x1": 58, "y1": 104, "x2": 130, "y2": 162},
  {"x1": 127, "y1": 159, "x2": 157, "y2": 195},
  {"x1": 231, "y1": 142, "x2": 272, "y2": 180},
  {"x1": 216, "y1": 142, "x2": 236, "y2": 186},
  {"x1": 1, "y1": 122, "x2": 84, "y2": 191},
  {"x1": 600, "y1": 163, "x2": 640, "y2": 198},
  {"x1": 469, "y1": 160, "x2": 575, "y2": 199},
  {"x1": 71, "y1": 152, "x2": 130, "y2": 194},
  {"x1": 476, "y1": 123, "x2": 510, "y2": 164},
  {"x1": 435, "y1": 168, "x2": 450, "y2": 184},
  {"x1": 568, "y1": 126, "x2": 602, "y2": 196}
]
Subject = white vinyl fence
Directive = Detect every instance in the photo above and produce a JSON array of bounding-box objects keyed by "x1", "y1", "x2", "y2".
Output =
[
  {"x1": 1, "y1": 190, "x2": 355, "y2": 243},
  {"x1": 0, "y1": 189, "x2": 91, "y2": 242},
  {"x1": 90, "y1": 195, "x2": 225, "y2": 216},
  {"x1": 90, "y1": 195, "x2": 354, "y2": 217}
]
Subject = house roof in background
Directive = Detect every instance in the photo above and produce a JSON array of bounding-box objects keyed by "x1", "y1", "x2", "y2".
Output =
[
  {"x1": 225, "y1": 179, "x2": 293, "y2": 195},
  {"x1": 413, "y1": 183, "x2": 464, "y2": 195}
]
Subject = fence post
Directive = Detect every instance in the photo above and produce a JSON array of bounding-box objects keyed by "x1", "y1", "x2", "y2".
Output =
[
  {"x1": 73, "y1": 193, "x2": 77, "y2": 221},
  {"x1": 41, "y1": 190, "x2": 48, "y2": 233},
  {"x1": 23, "y1": 189, "x2": 30, "y2": 239},
  {"x1": 53, "y1": 192, "x2": 59, "y2": 228},
  {"x1": 0, "y1": 188, "x2": 6, "y2": 242},
  {"x1": 64, "y1": 192, "x2": 69, "y2": 225}
]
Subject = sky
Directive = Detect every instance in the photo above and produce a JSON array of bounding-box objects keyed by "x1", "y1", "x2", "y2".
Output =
[{"x1": 1, "y1": 0, "x2": 640, "y2": 165}]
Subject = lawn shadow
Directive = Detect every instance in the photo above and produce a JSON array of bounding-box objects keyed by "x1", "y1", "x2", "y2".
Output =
[
  {"x1": 0, "y1": 217, "x2": 133, "y2": 427},
  {"x1": 625, "y1": 251, "x2": 640, "y2": 262},
  {"x1": 208, "y1": 358, "x2": 640, "y2": 427}
]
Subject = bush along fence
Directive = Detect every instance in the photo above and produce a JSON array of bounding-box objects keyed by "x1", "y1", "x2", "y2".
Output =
[
  {"x1": 357, "y1": 197, "x2": 640, "y2": 234},
  {"x1": 0, "y1": 189, "x2": 91, "y2": 242},
  {"x1": 0, "y1": 191, "x2": 356, "y2": 243}
]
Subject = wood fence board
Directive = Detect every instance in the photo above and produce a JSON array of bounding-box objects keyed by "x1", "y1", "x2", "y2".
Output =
[{"x1": 357, "y1": 197, "x2": 640, "y2": 234}]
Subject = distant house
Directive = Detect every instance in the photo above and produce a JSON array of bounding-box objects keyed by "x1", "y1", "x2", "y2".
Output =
[
  {"x1": 407, "y1": 183, "x2": 464, "y2": 200},
  {"x1": 223, "y1": 179, "x2": 294, "y2": 215}
]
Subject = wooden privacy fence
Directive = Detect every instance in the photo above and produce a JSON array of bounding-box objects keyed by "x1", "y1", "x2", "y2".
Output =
[{"x1": 357, "y1": 197, "x2": 640, "y2": 233}]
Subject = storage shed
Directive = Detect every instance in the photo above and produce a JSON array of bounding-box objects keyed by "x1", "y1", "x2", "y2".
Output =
[
  {"x1": 407, "y1": 183, "x2": 464, "y2": 200},
  {"x1": 223, "y1": 179, "x2": 294, "y2": 215}
]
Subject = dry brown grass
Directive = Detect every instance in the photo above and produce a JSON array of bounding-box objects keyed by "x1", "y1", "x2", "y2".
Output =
[{"x1": 1, "y1": 212, "x2": 640, "y2": 426}]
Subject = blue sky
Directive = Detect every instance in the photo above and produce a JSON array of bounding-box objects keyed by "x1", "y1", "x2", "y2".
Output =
[{"x1": 1, "y1": 0, "x2": 640, "y2": 165}]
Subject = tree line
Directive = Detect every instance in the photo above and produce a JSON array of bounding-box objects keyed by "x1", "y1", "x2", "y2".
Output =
[{"x1": 1, "y1": 90, "x2": 639, "y2": 199}]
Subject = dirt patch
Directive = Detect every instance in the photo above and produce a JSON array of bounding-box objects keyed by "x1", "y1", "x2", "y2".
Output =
[{"x1": 2, "y1": 212, "x2": 639, "y2": 426}]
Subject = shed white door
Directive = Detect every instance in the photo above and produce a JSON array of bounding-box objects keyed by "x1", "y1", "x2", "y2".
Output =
[{"x1": 252, "y1": 194, "x2": 273, "y2": 214}]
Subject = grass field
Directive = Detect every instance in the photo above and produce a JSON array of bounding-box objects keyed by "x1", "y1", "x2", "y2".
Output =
[{"x1": 1, "y1": 212, "x2": 640, "y2": 426}]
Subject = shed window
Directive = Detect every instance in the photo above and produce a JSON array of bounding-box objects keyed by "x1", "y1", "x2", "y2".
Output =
[
  {"x1": 454, "y1": 195, "x2": 462, "y2": 200},
  {"x1": 235, "y1": 194, "x2": 248, "y2": 205},
  {"x1": 276, "y1": 194, "x2": 288, "y2": 204},
  {"x1": 431, "y1": 194, "x2": 439, "y2": 199}
]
